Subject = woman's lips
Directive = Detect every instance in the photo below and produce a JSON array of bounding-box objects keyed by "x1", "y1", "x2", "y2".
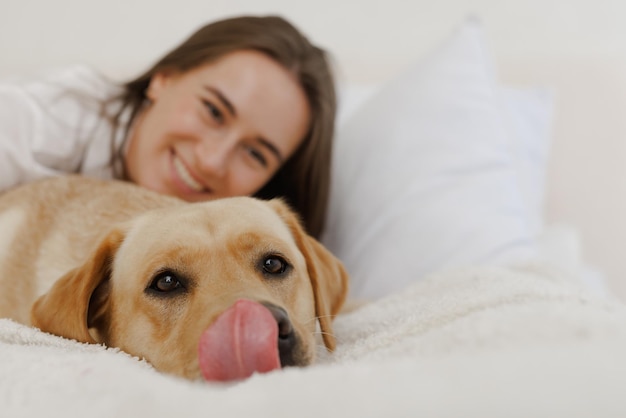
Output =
[{"x1": 171, "y1": 152, "x2": 209, "y2": 194}]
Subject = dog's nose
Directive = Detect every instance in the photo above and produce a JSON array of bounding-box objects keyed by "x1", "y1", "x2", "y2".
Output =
[{"x1": 260, "y1": 302, "x2": 298, "y2": 367}]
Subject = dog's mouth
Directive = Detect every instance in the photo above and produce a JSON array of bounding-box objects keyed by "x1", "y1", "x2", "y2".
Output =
[{"x1": 198, "y1": 299, "x2": 302, "y2": 382}]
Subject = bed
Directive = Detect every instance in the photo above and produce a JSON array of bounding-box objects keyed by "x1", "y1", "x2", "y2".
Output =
[{"x1": 2, "y1": 1, "x2": 626, "y2": 416}]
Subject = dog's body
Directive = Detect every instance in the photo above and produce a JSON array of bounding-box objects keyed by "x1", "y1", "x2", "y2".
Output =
[{"x1": 0, "y1": 175, "x2": 348, "y2": 381}]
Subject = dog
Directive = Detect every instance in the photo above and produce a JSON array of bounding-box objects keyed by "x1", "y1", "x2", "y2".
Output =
[{"x1": 0, "y1": 175, "x2": 348, "y2": 382}]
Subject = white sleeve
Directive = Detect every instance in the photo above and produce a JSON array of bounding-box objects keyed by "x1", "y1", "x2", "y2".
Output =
[
  {"x1": 0, "y1": 66, "x2": 123, "y2": 193},
  {"x1": 0, "y1": 82, "x2": 56, "y2": 191}
]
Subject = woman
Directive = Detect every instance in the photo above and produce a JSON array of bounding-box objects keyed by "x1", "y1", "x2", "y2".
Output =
[{"x1": 0, "y1": 15, "x2": 336, "y2": 238}]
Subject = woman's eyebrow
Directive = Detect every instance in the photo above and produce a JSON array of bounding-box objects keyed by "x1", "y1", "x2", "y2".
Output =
[{"x1": 203, "y1": 85, "x2": 236, "y2": 117}]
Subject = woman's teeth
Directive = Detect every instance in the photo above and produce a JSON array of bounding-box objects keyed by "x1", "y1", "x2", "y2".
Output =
[{"x1": 173, "y1": 155, "x2": 205, "y2": 192}]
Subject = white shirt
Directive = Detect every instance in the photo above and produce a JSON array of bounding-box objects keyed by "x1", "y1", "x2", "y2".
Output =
[{"x1": 0, "y1": 66, "x2": 127, "y2": 193}]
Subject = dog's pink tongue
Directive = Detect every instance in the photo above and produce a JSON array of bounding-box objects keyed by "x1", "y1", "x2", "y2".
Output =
[{"x1": 198, "y1": 299, "x2": 280, "y2": 382}]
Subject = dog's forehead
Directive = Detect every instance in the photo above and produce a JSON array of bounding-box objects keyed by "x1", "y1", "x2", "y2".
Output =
[
  {"x1": 112, "y1": 197, "x2": 310, "y2": 287},
  {"x1": 127, "y1": 197, "x2": 295, "y2": 246}
]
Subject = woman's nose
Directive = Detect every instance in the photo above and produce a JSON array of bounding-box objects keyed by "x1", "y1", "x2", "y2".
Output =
[{"x1": 195, "y1": 136, "x2": 234, "y2": 177}]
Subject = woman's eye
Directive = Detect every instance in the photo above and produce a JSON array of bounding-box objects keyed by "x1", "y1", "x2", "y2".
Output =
[
  {"x1": 149, "y1": 271, "x2": 183, "y2": 293},
  {"x1": 246, "y1": 146, "x2": 268, "y2": 168},
  {"x1": 262, "y1": 256, "x2": 289, "y2": 275},
  {"x1": 202, "y1": 100, "x2": 224, "y2": 123}
]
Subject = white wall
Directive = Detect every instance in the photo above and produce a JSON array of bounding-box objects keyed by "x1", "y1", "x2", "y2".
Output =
[
  {"x1": 4, "y1": 0, "x2": 626, "y2": 81},
  {"x1": 3, "y1": 0, "x2": 626, "y2": 298}
]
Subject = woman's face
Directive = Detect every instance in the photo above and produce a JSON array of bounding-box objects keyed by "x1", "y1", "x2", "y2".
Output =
[{"x1": 124, "y1": 50, "x2": 311, "y2": 202}]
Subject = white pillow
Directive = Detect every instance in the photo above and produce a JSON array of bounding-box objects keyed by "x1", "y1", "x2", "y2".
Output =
[
  {"x1": 336, "y1": 85, "x2": 553, "y2": 238},
  {"x1": 322, "y1": 19, "x2": 542, "y2": 300},
  {"x1": 500, "y1": 86, "x2": 553, "y2": 235}
]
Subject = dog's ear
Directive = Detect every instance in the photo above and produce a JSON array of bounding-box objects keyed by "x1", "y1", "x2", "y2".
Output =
[
  {"x1": 30, "y1": 228, "x2": 125, "y2": 343},
  {"x1": 269, "y1": 199, "x2": 349, "y2": 351}
]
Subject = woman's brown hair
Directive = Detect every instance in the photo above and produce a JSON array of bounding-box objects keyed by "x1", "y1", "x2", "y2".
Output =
[{"x1": 111, "y1": 15, "x2": 336, "y2": 238}]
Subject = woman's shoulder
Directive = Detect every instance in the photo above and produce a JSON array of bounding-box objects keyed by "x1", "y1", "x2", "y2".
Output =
[
  {"x1": 0, "y1": 66, "x2": 125, "y2": 182},
  {"x1": 1, "y1": 65, "x2": 122, "y2": 103}
]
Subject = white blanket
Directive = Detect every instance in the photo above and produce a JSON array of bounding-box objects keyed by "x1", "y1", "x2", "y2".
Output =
[{"x1": 2, "y1": 263, "x2": 626, "y2": 417}]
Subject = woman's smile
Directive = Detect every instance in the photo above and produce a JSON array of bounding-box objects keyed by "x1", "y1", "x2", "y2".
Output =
[{"x1": 170, "y1": 150, "x2": 209, "y2": 195}]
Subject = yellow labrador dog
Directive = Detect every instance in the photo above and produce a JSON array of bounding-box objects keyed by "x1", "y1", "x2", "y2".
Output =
[{"x1": 0, "y1": 175, "x2": 348, "y2": 382}]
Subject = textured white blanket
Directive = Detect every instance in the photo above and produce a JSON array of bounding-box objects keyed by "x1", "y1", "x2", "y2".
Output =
[{"x1": 2, "y1": 263, "x2": 626, "y2": 417}]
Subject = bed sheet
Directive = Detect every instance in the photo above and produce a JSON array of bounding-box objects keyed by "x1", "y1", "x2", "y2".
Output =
[{"x1": 2, "y1": 262, "x2": 626, "y2": 417}]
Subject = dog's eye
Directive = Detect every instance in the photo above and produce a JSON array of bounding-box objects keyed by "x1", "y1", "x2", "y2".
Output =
[
  {"x1": 262, "y1": 256, "x2": 289, "y2": 275},
  {"x1": 149, "y1": 271, "x2": 183, "y2": 293}
]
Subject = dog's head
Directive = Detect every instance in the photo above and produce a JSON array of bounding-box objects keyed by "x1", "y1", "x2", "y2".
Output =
[{"x1": 30, "y1": 197, "x2": 348, "y2": 381}]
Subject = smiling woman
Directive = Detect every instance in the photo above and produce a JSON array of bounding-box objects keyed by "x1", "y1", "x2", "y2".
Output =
[
  {"x1": 125, "y1": 50, "x2": 311, "y2": 202},
  {"x1": 0, "y1": 15, "x2": 336, "y2": 238}
]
